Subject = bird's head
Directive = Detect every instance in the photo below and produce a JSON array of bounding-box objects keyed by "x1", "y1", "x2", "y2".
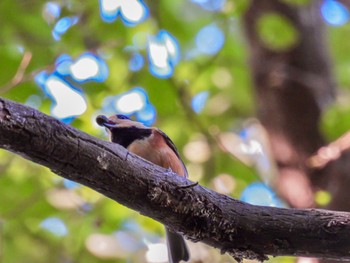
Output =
[
  {"x1": 96, "y1": 114, "x2": 150, "y2": 147},
  {"x1": 96, "y1": 114, "x2": 145, "y2": 129}
]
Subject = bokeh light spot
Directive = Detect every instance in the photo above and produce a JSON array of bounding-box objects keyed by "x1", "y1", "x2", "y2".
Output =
[
  {"x1": 70, "y1": 57, "x2": 99, "y2": 80},
  {"x1": 212, "y1": 174, "x2": 236, "y2": 194},
  {"x1": 206, "y1": 93, "x2": 231, "y2": 116},
  {"x1": 211, "y1": 67, "x2": 232, "y2": 89},
  {"x1": 55, "y1": 54, "x2": 73, "y2": 76},
  {"x1": 321, "y1": 0, "x2": 349, "y2": 26},
  {"x1": 86, "y1": 233, "x2": 128, "y2": 259},
  {"x1": 186, "y1": 163, "x2": 204, "y2": 181},
  {"x1": 148, "y1": 30, "x2": 180, "y2": 78},
  {"x1": 40, "y1": 217, "x2": 68, "y2": 237},
  {"x1": 136, "y1": 103, "x2": 157, "y2": 126},
  {"x1": 183, "y1": 138, "x2": 211, "y2": 163},
  {"x1": 129, "y1": 52, "x2": 144, "y2": 71},
  {"x1": 63, "y1": 179, "x2": 80, "y2": 189},
  {"x1": 52, "y1": 16, "x2": 79, "y2": 41},
  {"x1": 191, "y1": 91, "x2": 209, "y2": 113},
  {"x1": 35, "y1": 52, "x2": 110, "y2": 122},
  {"x1": 149, "y1": 43, "x2": 169, "y2": 68},
  {"x1": 241, "y1": 182, "x2": 284, "y2": 207},
  {"x1": 257, "y1": 13, "x2": 299, "y2": 51},
  {"x1": 314, "y1": 190, "x2": 332, "y2": 206},
  {"x1": 46, "y1": 189, "x2": 85, "y2": 210},
  {"x1": 43, "y1": 2, "x2": 61, "y2": 23},
  {"x1": 99, "y1": 87, "x2": 157, "y2": 126},
  {"x1": 195, "y1": 24, "x2": 225, "y2": 55},
  {"x1": 45, "y1": 75, "x2": 87, "y2": 119},
  {"x1": 115, "y1": 89, "x2": 147, "y2": 114},
  {"x1": 115, "y1": 231, "x2": 140, "y2": 252},
  {"x1": 99, "y1": 0, "x2": 149, "y2": 26},
  {"x1": 69, "y1": 53, "x2": 109, "y2": 83},
  {"x1": 145, "y1": 243, "x2": 168, "y2": 263}
]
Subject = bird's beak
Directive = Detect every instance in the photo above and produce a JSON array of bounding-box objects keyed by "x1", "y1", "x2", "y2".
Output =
[{"x1": 96, "y1": 115, "x2": 118, "y2": 129}]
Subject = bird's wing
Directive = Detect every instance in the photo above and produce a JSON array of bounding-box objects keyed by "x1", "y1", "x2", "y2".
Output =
[{"x1": 155, "y1": 129, "x2": 189, "y2": 178}]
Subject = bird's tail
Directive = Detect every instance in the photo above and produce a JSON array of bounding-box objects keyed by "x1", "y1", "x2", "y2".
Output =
[{"x1": 166, "y1": 228, "x2": 190, "y2": 263}]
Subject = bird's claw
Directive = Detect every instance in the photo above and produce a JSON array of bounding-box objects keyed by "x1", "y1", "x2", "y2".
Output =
[
  {"x1": 176, "y1": 181, "x2": 198, "y2": 189},
  {"x1": 124, "y1": 151, "x2": 130, "y2": 161},
  {"x1": 165, "y1": 167, "x2": 174, "y2": 175}
]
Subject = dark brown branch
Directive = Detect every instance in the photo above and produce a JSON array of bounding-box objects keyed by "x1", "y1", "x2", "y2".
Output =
[{"x1": 1, "y1": 97, "x2": 350, "y2": 261}]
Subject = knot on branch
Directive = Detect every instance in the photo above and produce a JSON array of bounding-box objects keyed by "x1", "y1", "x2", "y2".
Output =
[
  {"x1": 148, "y1": 181, "x2": 237, "y2": 240},
  {"x1": 147, "y1": 181, "x2": 269, "y2": 261},
  {"x1": 148, "y1": 185, "x2": 173, "y2": 207},
  {"x1": 323, "y1": 218, "x2": 350, "y2": 234},
  {"x1": 0, "y1": 101, "x2": 10, "y2": 122},
  {"x1": 97, "y1": 152, "x2": 109, "y2": 170},
  {"x1": 228, "y1": 249, "x2": 268, "y2": 263}
]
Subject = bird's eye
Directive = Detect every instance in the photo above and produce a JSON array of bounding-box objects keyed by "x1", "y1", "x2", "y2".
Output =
[{"x1": 116, "y1": 114, "x2": 130, "y2": 120}]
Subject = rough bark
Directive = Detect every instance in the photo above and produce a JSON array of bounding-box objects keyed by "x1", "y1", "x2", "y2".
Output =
[{"x1": 2, "y1": 98, "x2": 350, "y2": 261}]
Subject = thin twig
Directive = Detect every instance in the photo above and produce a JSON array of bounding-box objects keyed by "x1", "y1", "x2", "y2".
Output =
[
  {"x1": 0, "y1": 51, "x2": 32, "y2": 94},
  {"x1": 308, "y1": 131, "x2": 350, "y2": 169}
]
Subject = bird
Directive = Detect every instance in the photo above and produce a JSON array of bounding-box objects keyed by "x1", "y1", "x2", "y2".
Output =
[{"x1": 96, "y1": 114, "x2": 190, "y2": 263}]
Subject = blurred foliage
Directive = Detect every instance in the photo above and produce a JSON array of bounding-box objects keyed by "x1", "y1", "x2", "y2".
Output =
[
  {"x1": 256, "y1": 13, "x2": 299, "y2": 51},
  {"x1": 1, "y1": 0, "x2": 350, "y2": 263}
]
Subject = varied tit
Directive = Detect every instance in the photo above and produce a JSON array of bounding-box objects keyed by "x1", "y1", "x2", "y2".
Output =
[{"x1": 96, "y1": 114, "x2": 190, "y2": 263}]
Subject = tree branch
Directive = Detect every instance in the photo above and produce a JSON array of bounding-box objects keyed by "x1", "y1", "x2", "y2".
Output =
[{"x1": 1, "y1": 97, "x2": 350, "y2": 261}]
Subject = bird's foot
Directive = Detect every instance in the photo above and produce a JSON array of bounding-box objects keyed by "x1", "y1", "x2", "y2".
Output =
[{"x1": 176, "y1": 181, "x2": 198, "y2": 189}]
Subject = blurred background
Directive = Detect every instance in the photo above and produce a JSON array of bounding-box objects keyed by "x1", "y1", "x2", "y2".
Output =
[{"x1": 1, "y1": 0, "x2": 350, "y2": 262}]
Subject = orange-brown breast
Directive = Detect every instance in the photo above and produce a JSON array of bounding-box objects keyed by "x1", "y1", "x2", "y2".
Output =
[{"x1": 127, "y1": 129, "x2": 187, "y2": 177}]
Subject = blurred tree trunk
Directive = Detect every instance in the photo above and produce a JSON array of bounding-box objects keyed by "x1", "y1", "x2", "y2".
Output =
[{"x1": 243, "y1": 0, "x2": 348, "y2": 215}]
